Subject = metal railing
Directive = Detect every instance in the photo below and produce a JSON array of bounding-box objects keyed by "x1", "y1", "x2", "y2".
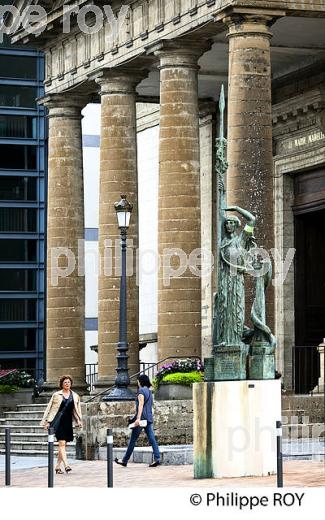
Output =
[
  {"x1": 85, "y1": 356, "x2": 201, "y2": 402},
  {"x1": 292, "y1": 345, "x2": 324, "y2": 395},
  {"x1": 85, "y1": 363, "x2": 98, "y2": 393}
]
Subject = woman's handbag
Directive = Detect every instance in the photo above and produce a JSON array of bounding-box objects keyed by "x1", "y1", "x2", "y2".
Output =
[{"x1": 50, "y1": 396, "x2": 70, "y2": 433}]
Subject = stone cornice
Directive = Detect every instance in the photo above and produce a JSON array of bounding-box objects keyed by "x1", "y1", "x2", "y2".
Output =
[
  {"x1": 272, "y1": 87, "x2": 325, "y2": 126},
  {"x1": 9, "y1": 1, "x2": 225, "y2": 94}
]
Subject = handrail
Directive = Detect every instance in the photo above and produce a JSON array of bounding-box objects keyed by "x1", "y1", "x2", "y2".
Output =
[{"x1": 85, "y1": 355, "x2": 201, "y2": 403}]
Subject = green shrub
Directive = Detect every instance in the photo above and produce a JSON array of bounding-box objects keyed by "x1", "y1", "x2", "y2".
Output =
[
  {"x1": 159, "y1": 371, "x2": 204, "y2": 387},
  {"x1": 0, "y1": 385, "x2": 19, "y2": 394},
  {"x1": 153, "y1": 358, "x2": 204, "y2": 389},
  {"x1": 0, "y1": 370, "x2": 35, "y2": 389}
]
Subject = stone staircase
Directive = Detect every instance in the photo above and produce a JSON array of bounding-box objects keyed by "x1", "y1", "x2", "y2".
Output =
[
  {"x1": 282, "y1": 408, "x2": 325, "y2": 440},
  {"x1": 0, "y1": 404, "x2": 76, "y2": 458}
]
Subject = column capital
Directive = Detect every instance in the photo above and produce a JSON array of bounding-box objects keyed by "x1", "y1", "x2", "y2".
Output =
[
  {"x1": 222, "y1": 12, "x2": 283, "y2": 39},
  {"x1": 94, "y1": 66, "x2": 148, "y2": 96},
  {"x1": 147, "y1": 38, "x2": 212, "y2": 70},
  {"x1": 39, "y1": 93, "x2": 88, "y2": 119}
]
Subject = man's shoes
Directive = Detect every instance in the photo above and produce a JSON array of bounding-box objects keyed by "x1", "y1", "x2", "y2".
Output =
[
  {"x1": 149, "y1": 460, "x2": 160, "y2": 467},
  {"x1": 114, "y1": 458, "x2": 127, "y2": 467}
]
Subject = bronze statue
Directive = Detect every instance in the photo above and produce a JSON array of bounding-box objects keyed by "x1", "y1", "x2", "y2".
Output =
[{"x1": 207, "y1": 86, "x2": 276, "y2": 381}]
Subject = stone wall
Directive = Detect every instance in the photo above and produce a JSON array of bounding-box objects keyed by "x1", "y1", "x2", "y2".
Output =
[
  {"x1": 76, "y1": 394, "x2": 324, "y2": 460},
  {"x1": 77, "y1": 399, "x2": 193, "y2": 460}
]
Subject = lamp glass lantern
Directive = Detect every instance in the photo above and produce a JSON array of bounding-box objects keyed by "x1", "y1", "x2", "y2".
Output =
[{"x1": 115, "y1": 195, "x2": 133, "y2": 229}]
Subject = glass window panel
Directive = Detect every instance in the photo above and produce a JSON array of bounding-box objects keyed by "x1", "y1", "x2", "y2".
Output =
[
  {"x1": 0, "y1": 144, "x2": 37, "y2": 170},
  {"x1": 0, "y1": 115, "x2": 37, "y2": 138},
  {"x1": 0, "y1": 299, "x2": 36, "y2": 321},
  {"x1": 0, "y1": 239, "x2": 37, "y2": 262},
  {"x1": 0, "y1": 56, "x2": 37, "y2": 79},
  {"x1": 0, "y1": 177, "x2": 37, "y2": 200},
  {"x1": 0, "y1": 328, "x2": 36, "y2": 351},
  {"x1": 0, "y1": 85, "x2": 37, "y2": 108},
  {"x1": 0, "y1": 269, "x2": 37, "y2": 291},
  {"x1": 0, "y1": 208, "x2": 37, "y2": 232}
]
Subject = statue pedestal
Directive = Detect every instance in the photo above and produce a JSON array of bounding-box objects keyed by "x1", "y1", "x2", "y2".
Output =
[
  {"x1": 193, "y1": 380, "x2": 281, "y2": 479},
  {"x1": 213, "y1": 344, "x2": 248, "y2": 380},
  {"x1": 248, "y1": 343, "x2": 275, "y2": 380}
]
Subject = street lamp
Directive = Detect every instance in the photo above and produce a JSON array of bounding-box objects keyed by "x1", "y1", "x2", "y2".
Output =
[{"x1": 102, "y1": 195, "x2": 135, "y2": 401}]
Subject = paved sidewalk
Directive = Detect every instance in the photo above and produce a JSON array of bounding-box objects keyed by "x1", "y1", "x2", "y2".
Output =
[{"x1": 0, "y1": 460, "x2": 325, "y2": 487}]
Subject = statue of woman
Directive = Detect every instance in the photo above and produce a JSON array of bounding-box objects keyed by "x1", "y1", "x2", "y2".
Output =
[{"x1": 214, "y1": 206, "x2": 256, "y2": 347}]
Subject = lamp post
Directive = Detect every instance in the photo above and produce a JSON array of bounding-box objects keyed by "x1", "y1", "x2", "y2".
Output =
[{"x1": 102, "y1": 195, "x2": 135, "y2": 401}]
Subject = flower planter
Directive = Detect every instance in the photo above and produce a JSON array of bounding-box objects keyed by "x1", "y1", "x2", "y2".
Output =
[
  {"x1": 155, "y1": 383, "x2": 193, "y2": 401},
  {"x1": 0, "y1": 388, "x2": 34, "y2": 409}
]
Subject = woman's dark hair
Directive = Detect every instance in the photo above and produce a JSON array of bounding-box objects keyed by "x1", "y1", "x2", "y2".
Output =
[
  {"x1": 137, "y1": 374, "x2": 152, "y2": 388},
  {"x1": 59, "y1": 375, "x2": 73, "y2": 389}
]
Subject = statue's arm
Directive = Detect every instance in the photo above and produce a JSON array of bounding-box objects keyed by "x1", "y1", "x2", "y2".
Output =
[
  {"x1": 225, "y1": 206, "x2": 256, "y2": 248},
  {"x1": 225, "y1": 206, "x2": 256, "y2": 226}
]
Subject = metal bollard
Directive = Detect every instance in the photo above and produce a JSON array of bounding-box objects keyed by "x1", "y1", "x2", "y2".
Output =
[
  {"x1": 276, "y1": 420, "x2": 283, "y2": 488},
  {"x1": 48, "y1": 427, "x2": 54, "y2": 488},
  {"x1": 5, "y1": 428, "x2": 11, "y2": 486},
  {"x1": 107, "y1": 428, "x2": 113, "y2": 488}
]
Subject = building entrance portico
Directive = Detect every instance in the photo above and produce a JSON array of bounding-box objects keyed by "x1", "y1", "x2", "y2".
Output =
[{"x1": 9, "y1": 1, "x2": 325, "y2": 393}]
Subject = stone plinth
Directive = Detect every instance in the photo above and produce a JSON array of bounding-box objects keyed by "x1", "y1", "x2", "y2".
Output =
[
  {"x1": 213, "y1": 344, "x2": 248, "y2": 381},
  {"x1": 155, "y1": 383, "x2": 192, "y2": 401},
  {"x1": 193, "y1": 380, "x2": 281, "y2": 478}
]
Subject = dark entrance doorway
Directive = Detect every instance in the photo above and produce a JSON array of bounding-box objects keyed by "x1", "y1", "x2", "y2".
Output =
[{"x1": 294, "y1": 168, "x2": 325, "y2": 393}]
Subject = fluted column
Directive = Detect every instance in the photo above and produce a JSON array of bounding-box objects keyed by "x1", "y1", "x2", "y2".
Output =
[
  {"x1": 44, "y1": 95, "x2": 87, "y2": 393},
  {"x1": 225, "y1": 15, "x2": 276, "y2": 327},
  {"x1": 96, "y1": 69, "x2": 144, "y2": 387},
  {"x1": 155, "y1": 41, "x2": 210, "y2": 360}
]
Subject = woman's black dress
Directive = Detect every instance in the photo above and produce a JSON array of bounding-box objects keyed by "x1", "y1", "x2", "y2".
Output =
[{"x1": 54, "y1": 393, "x2": 74, "y2": 442}]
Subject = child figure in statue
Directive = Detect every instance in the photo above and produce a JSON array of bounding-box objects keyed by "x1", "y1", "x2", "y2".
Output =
[{"x1": 214, "y1": 205, "x2": 256, "y2": 348}]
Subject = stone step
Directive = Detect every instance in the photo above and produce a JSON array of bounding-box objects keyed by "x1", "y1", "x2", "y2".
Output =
[
  {"x1": 0, "y1": 448, "x2": 76, "y2": 458},
  {"x1": 16, "y1": 404, "x2": 47, "y2": 412},
  {"x1": 281, "y1": 410, "x2": 306, "y2": 423},
  {"x1": 0, "y1": 441, "x2": 76, "y2": 452},
  {"x1": 0, "y1": 432, "x2": 54, "y2": 443},
  {"x1": 3, "y1": 411, "x2": 44, "y2": 420},
  {"x1": 283, "y1": 423, "x2": 325, "y2": 439},
  {"x1": 0, "y1": 425, "x2": 45, "y2": 434},
  {"x1": 1, "y1": 418, "x2": 42, "y2": 427}
]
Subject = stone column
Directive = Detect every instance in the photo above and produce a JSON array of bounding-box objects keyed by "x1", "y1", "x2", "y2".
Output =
[
  {"x1": 96, "y1": 69, "x2": 144, "y2": 387},
  {"x1": 225, "y1": 15, "x2": 275, "y2": 327},
  {"x1": 155, "y1": 41, "x2": 210, "y2": 361},
  {"x1": 44, "y1": 95, "x2": 87, "y2": 393}
]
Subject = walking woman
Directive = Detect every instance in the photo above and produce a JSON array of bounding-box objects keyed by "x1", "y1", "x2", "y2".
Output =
[
  {"x1": 40, "y1": 375, "x2": 82, "y2": 474},
  {"x1": 115, "y1": 374, "x2": 161, "y2": 467}
]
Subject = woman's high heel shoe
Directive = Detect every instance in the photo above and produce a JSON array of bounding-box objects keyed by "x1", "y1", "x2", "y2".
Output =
[
  {"x1": 65, "y1": 466, "x2": 72, "y2": 473},
  {"x1": 55, "y1": 468, "x2": 64, "y2": 474}
]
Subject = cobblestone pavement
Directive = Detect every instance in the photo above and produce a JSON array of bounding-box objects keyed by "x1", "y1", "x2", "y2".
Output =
[{"x1": 0, "y1": 460, "x2": 325, "y2": 488}]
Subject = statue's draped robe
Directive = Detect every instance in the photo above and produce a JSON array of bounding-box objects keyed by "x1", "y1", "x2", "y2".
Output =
[{"x1": 216, "y1": 231, "x2": 252, "y2": 346}]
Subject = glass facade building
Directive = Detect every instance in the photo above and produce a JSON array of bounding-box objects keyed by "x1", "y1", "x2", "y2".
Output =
[{"x1": 0, "y1": 27, "x2": 46, "y2": 382}]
